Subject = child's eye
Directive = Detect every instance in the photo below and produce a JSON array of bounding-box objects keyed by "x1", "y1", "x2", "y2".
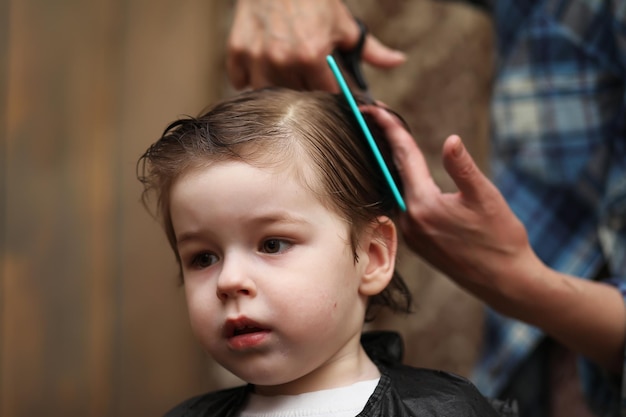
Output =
[
  {"x1": 191, "y1": 252, "x2": 219, "y2": 269},
  {"x1": 260, "y1": 239, "x2": 292, "y2": 254}
]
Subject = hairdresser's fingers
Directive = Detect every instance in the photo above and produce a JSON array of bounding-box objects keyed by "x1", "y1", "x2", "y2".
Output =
[
  {"x1": 302, "y1": 60, "x2": 340, "y2": 92},
  {"x1": 249, "y1": 60, "x2": 308, "y2": 90},
  {"x1": 238, "y1": 31, "x2": 342, "y2": 90},
  {"x1": 226, "y1": 15, "x2": 252, "y2": 89},
  {"x1": 441, "y1": 135, "x2": 498, "y2": 205},
  {"x1": 247, "y1": 64, "x2": 273, "y2": 89},
  {"x1": 227, "y1": 0, "x2": 362, "y2": 91},
  {"x1": 243, "y1": 56, "x2": 333, "y2": 91},
  {"x1": 364, "y1": 106, "x2": 437, "y2": 200},
  {"x1": 361, "y1": 35, "x2": 406, "y2": 69},
  {"x1": 227, "y1": 49, "x2": 251, "y2": 90},
  {"x1": 295, "y1": 7, "x2": 359, "y2": 92}
]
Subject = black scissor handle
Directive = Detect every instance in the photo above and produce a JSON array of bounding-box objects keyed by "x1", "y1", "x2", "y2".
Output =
[{"x1": 335, "y1": 19, "x2": 369, "y2": 92}]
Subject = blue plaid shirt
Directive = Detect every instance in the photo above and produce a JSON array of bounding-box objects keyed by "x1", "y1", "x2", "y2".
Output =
[{"x1": 470, "y1": 0, "x2": 626, "y2": 416}]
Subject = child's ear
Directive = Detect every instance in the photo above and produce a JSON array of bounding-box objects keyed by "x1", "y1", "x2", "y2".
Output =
[{"x1": 359, "y1": 216, "x2": 397, "y2": 296}]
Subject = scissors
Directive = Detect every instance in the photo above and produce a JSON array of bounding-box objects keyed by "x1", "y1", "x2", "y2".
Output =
[{"x1": 334, "y1": 19, "x2": 374, "y2": 103}]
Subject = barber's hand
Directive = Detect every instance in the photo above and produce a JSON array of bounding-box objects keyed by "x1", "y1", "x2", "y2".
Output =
[
  {"x1": 363, "y1": 105, "x2": 543, "y2": 310},
  {"x1": 364, "y1": 105, "x2": 626, "y2": 373},
  {"x1": 227, "y1": 0, "x2": 406, "y2": 91}
]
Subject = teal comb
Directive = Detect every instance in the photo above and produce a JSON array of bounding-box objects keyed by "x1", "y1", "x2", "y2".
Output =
[{"x1": 326, "y1": 55, "x2": 406, "y2": 211}]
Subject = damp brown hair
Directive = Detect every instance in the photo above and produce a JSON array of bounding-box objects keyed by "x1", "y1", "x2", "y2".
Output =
[{"x1": 137, "y1": 87, "x2": 412, "y2": 320}]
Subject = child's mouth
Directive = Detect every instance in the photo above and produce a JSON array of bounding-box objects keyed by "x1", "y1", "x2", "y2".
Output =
[
  {"x1": 233, "y1": 325, "x2": 265, "y2": 336},
  {"x1": 224, "y1": 317, "x2": 271, "y2": 349}
]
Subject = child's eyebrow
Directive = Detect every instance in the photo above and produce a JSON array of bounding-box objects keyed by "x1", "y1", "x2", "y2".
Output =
[
  {"x1": 175, "y1": 212, "x2": 311, "y2": 244},
  {"x1": 247, "y1": 212, "x2": 311, "y2": 227},
  {"x1": 176, "y1": 230, "x2": 206, "y2": 245}
]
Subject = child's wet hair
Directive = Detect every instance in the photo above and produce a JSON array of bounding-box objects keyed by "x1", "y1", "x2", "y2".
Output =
[{"x1": 137, "y1": 87, "x2": 412, "y2": 320}]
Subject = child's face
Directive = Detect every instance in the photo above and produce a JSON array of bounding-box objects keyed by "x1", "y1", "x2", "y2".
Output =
[{"x1": 169, "y1": 159, "x2": 375, "y2": 395}]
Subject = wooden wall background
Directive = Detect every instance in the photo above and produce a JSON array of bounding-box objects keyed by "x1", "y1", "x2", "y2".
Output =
[{"x1": 0, "y1": 1, "x2": 493, "y2": 416}]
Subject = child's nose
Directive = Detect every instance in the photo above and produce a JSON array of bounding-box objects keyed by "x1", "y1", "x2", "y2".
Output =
[{"x1": 215, "y1": 255, "x2": 257, "y2": 301}]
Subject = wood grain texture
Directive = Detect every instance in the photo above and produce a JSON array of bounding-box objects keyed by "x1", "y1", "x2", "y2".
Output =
[
  {"x1": 1, "y1": 1, "x2": 229, "y2": 416},
  {"x1": 0, "y1": 0, "x2": 8, "y2": 409}
]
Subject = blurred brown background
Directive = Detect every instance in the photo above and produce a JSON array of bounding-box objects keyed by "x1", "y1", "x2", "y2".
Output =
[{"x1": 0, "y1": 0, "x2": 493, "y2": 416}]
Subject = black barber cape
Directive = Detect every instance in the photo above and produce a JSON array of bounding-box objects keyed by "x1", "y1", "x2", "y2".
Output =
[{"x1": 163, "y1": 331, "x2": 518, "y2": 417}]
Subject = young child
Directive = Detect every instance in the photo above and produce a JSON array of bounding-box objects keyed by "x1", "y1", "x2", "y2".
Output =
[{"x1": 137, "y1": 88, "x2": 509, "y2": 416}]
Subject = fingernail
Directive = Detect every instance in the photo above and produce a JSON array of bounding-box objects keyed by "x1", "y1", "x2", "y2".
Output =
[
  {"x1": 392, "y1": 50, "x2": 406, "y2": 60},
  {"x1": 452, "y1": 136, "x2": 463, "y2": 158}
]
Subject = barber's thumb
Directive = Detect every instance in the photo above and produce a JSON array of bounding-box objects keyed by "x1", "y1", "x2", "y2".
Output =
[
  {"x1": 442, "y1": 135, "x2": 487, "y2": 201},
  {"x1": 363, "y1": 35, "x2": 406, "y2": 69}
]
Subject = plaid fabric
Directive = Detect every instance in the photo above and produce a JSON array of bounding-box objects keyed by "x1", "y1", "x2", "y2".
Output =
[{"x1": 470, "y1": 0, "x2": 626, "y2": 416}]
